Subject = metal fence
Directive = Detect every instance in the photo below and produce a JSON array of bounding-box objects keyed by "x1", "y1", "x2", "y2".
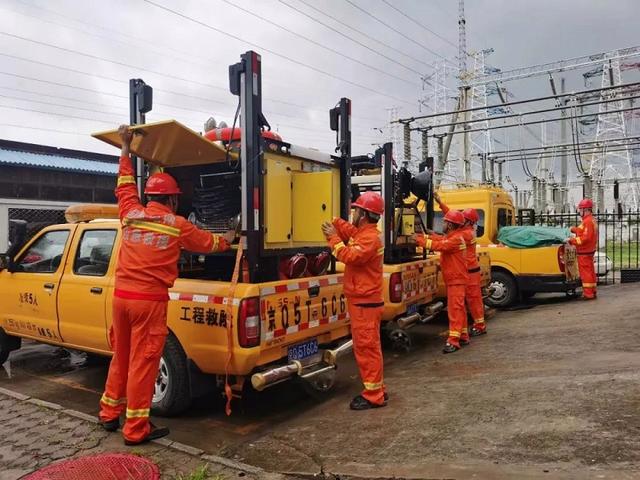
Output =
[
  {"x1": 518, "y1": 209, "x2": 640, "y2": 285},
  {"x1": 8, "y1": 207, "x2": 67, "y2": 244}
]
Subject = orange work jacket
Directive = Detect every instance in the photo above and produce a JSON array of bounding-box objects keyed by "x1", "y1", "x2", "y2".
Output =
[
  {"x1": 329, "y1": 218, "x2": 384, "y2": 304},
  {"x1": 569, "y1": 213, "x2": 597, "y2": 254},
  {"x1": 115, "y1": 155, "x2": 229, "y2": 300},
  {"x1": 418, "y1": 230, "x2": 468, "y2": 286}
]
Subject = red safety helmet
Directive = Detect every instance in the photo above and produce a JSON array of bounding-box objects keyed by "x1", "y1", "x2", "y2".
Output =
[
  {"x1": 144, "y1": 173, "x2": 182, "y2": 195},
  {"x1": 462, "y1": 208, "x2": 479, "y2": 224},
  {"x1": 443, "y1": 209, "x2": 465, "y2": 226},
  {"x1": 577, "y1": 198, "x2": 593, "y2": 209},
  {"x1": 352, "y1": 191, "x2": 384, "y2": 215}
]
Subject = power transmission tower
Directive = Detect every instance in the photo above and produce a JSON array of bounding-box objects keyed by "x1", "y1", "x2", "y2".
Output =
[
  {"x1": 588, "y1": 54, "x2": 638, "y2": 210},
  {"x1": 468, "y1": 49, "x2": 493, "y2": 181}
]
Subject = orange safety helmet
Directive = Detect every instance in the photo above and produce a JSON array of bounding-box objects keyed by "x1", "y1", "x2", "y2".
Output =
[
  {"x1": 144, "y1": 173, "x2": 182, "y2": 195},
  {"x1": 462, "y1": 208, "x2": 479, "y2": 224},
  {"x1": 352, "y1": 191, "x2": 384, "y2": 215},
  {"x1": 443, "y1": 209, "x2": 465, "y2": 226},
  {"x1": 577, "y1": 198, "x2": 593, "y2": 209}
]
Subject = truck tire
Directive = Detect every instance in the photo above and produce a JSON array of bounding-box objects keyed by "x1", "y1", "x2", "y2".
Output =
[
  {"x1": 151, "y1": 333, "x2": 191, "y2": 416},
  {"x1": 487, "y1": 270, "x2": 518, "y2": 308},
  {"x1": 0, "y1": 328, "x2": 21, "y2": 365}
]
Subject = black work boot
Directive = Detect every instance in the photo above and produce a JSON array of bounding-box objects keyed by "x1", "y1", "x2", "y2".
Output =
[
  {"x1": 470, "y1": 325, "x2": 487, "y2": 337},
  {"x1": 124, "y1": 424, "x2": 170, "y2": 446},
  {"x1": 350, "y1": 394, "x2": 387, "y2": 410},
  {"x1": 442, "y1": 342, "x2": 460, "y2": 354},
  {"x1": 100, "y1": 418, "x2": 120, "y2": 432}
]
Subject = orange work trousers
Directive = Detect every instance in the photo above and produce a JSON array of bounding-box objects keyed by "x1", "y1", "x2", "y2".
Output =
[
  {"x1": 577, "y1": 254, "x2": 597, "y2": 299},
  {"x1": 447, "y1": 284, "x2": 467, "y2": 347},
  {"x1": 99, "y1": 296, "x2": 168, "y2": 443},
  {"x1": 348, "y1": 303, "x2": 385, "y2": 405},
  {"x1": 466, "y1": 271, "x2": 485, "y2": 331}
]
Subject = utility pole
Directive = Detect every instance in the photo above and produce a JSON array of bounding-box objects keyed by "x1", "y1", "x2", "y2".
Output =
[
  {"x1": 403, "y1": 122, "x2": 411, "y2": 169},
  {"x1": 560, "y1": 77, "x2": 568, "y2": 210},
  {"x1": 435, "y1": 133, "x2": 446, "y2": 188},
  {"x1": 462, "y1": 87, "x2": 471, "y2": 182}
]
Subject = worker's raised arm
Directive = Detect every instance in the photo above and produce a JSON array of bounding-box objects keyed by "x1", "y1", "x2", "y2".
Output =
[
  {"x1": 177, "y1": 218, "x2": 231, "y2": 254},
  {"x1": 332, "y1": 217, "x2": 358, "y2": 242},
  {"x1": 434, "y1": 192, "x2": 449, "y2": 214},
  {"x1": 328, "y1": 231, "x2": 381, "y2": 266},
  {"x1": 115, "y1": 125, "x2": 143, "y2": 220}
]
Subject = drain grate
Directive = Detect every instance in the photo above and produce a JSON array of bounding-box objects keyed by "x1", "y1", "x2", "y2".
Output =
[{"x1": 24, "y1": 453, "x2": 160, "y2": 480}]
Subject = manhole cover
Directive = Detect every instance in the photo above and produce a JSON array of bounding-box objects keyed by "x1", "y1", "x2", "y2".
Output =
[{"x1": 23, "y1": 453, "x2": 160, "y2": 480}]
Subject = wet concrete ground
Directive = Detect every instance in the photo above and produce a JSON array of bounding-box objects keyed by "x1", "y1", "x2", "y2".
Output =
[{"x1": 1, "y1": 284, "x2": 639, "y2": 479}]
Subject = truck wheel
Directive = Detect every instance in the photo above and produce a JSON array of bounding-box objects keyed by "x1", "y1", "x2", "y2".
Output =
[
  {"x1": 487, "y1": 271, "x2": 517, "y2": 308},
  {"x1": 151, "y1": 334, "x2": 191, "y2": 416},
  {"x1": 0, "y1": 328, "x2": 21, "y2": 365}
]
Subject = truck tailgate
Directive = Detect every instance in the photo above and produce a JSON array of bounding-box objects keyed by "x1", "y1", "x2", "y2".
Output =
[{"x1": 258, "y1": 274, "x2": 350, "y2": 366}]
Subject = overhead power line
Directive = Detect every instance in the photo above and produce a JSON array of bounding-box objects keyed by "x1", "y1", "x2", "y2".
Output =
[
  {"x1": 141, "y1": 0, "x2": 416, "y2": 105},
  {"x1": 0, "y1": 123, "x2": 91, "y2": 136},
  {"x1": 220, "y1": 0, "x2": 419, "y2": 84},
  {"x1": 342, "y1": 0, "x2": 454, "y2": 64},
  {"x1": 380, "y1": 0, "x2": 458, "y2": 51},
  {"x1": 277, "y1": 0, "x2": 427, "y2": 73},
  {"x1": 294, "y1": 0, "x2": 431, "y2": 68},
  {"x1": 0, "y1": 52, "x2": 386, "y2": 124},
  {"x1": 2, "y1": 2, "x2": 386, "y2": 121}
]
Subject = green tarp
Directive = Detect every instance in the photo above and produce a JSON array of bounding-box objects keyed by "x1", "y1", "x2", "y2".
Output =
[{"x1": 497, "y1": 226, "x2": 571, "y2": 249}]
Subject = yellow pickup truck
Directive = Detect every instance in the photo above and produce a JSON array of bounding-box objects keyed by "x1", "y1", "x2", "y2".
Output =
[
  {"x1": 0, "y1": 212, "x2": 352, "y2": 416},
  {"x1": 0, "y1": 50, "x2": 356, "y2": 415},
  {"x1": 434, "y1": 185, "x2": 579, "y2": 307}
]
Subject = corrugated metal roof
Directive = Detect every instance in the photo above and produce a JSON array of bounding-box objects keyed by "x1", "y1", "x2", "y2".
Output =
[{"x1": 0, "y1": 147, "x2": 117, "y2": 175}]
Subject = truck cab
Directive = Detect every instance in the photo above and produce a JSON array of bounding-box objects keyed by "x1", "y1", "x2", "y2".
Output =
[
  {"x1": 0, "y1": 51, "x2": 356, "y2": 415},
  {"x1": 434, "y1": 185, "x2": 579, "y2": 307}
]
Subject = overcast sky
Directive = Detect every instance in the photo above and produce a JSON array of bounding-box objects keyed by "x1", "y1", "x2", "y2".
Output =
[{"x1": 0, "y1": 0, "x2": 638, "y2": 193}]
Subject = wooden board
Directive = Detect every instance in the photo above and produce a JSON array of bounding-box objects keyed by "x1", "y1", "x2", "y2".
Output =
[{"x1": 92, "y1": 120, "x2": 235, "y2": 167}]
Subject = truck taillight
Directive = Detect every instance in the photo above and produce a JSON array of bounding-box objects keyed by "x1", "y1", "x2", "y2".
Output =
[
  {"x1": 238, "y1": 297, "x2": 261, "y2": 348},
  {"x1": 557, "y1": 246, "x2": 565, "y2": 273},
  {"x1": 389, "y1": 272, "x2": 403, "y2": 303}
]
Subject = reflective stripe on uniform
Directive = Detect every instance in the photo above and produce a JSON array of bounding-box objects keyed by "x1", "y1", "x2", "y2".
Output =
[
  {"x1": 575, "y1": 237, "x2": 583, "y2": 245},
  {"x1": 474, "y1": 317, "x2": 485, "y2": 324},
  {"x1": 126, "y1": 408, "x2": 150, "y2": 418},
  {"x1": 363, "y1": 381, "x2": 383, "y2": 391},
  {"x1": 100, "y1": 394, "x2": 126, "y2": 406},
  {"x1": 211, "y1": 233, "x2": 220, "y2": 252},
  {"x1": 377, "y1": 247, "x2": 385, "y2": 255},
  {"x1": 123, "y1": 219, "x2": 180, "y2": 237},
  {"x1": 424, "y1": 238, "x2": 433, "y2": 250},
  {"x1": 461, "y1": 327, "x2": 468, "y2": 334},
  {"x1": 448, "y1": 330, "x2": 461, "y2": 338},
  {"x1": 117, "y1": 175, "x2": 136, "y2": 186},
  {"x1": 332, "y1": 241, "x2": 345, "y2": 256},
  {"x1": 582, "y1": 282, "x2": 597, "y2": 288}
]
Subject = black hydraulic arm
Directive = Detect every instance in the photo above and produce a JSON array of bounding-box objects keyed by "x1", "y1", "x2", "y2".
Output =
[
  {"x1": 129, "y1": 79, "x2": 153, "y2": 198},
  {"x1": 330, "y1": 98, "x2": 352, "y2": 220}
]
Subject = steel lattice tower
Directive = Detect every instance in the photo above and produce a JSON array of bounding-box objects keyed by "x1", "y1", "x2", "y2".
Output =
[
  {"x1": 468, "y1": 49, "x2": 493, "y2": 180},
  {"x1": 589, "y1": 53, "x2": 638, "y2": 209}
]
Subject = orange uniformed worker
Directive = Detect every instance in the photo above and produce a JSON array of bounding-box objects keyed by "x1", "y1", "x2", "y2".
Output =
[
  {"x1": 462, "y1": 208, "x2": 486, "y2": 336},
  {"x1": 567, "y1": 198, "x2": 598, "y2": 300},
  {"x1": 321, "y1": 191, "x2": 387, "y2": 410},
  {"x1": 415, "y1": 209, "x2": 469, "y2": 353},
  {"x1": 99, "y1": 125, "x2": 232, "y2": 445},
  {"x1": 434, "y1": 193, "x2": 486, "y2": 337}
]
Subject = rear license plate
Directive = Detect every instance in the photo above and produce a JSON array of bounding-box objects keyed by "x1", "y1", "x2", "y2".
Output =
[
  {"x1": 288, "y1": 338, "x2": 319, "y2": 362},
  {"x1": 407, "y1": 303, "x2": 418, "y2": 315}
]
